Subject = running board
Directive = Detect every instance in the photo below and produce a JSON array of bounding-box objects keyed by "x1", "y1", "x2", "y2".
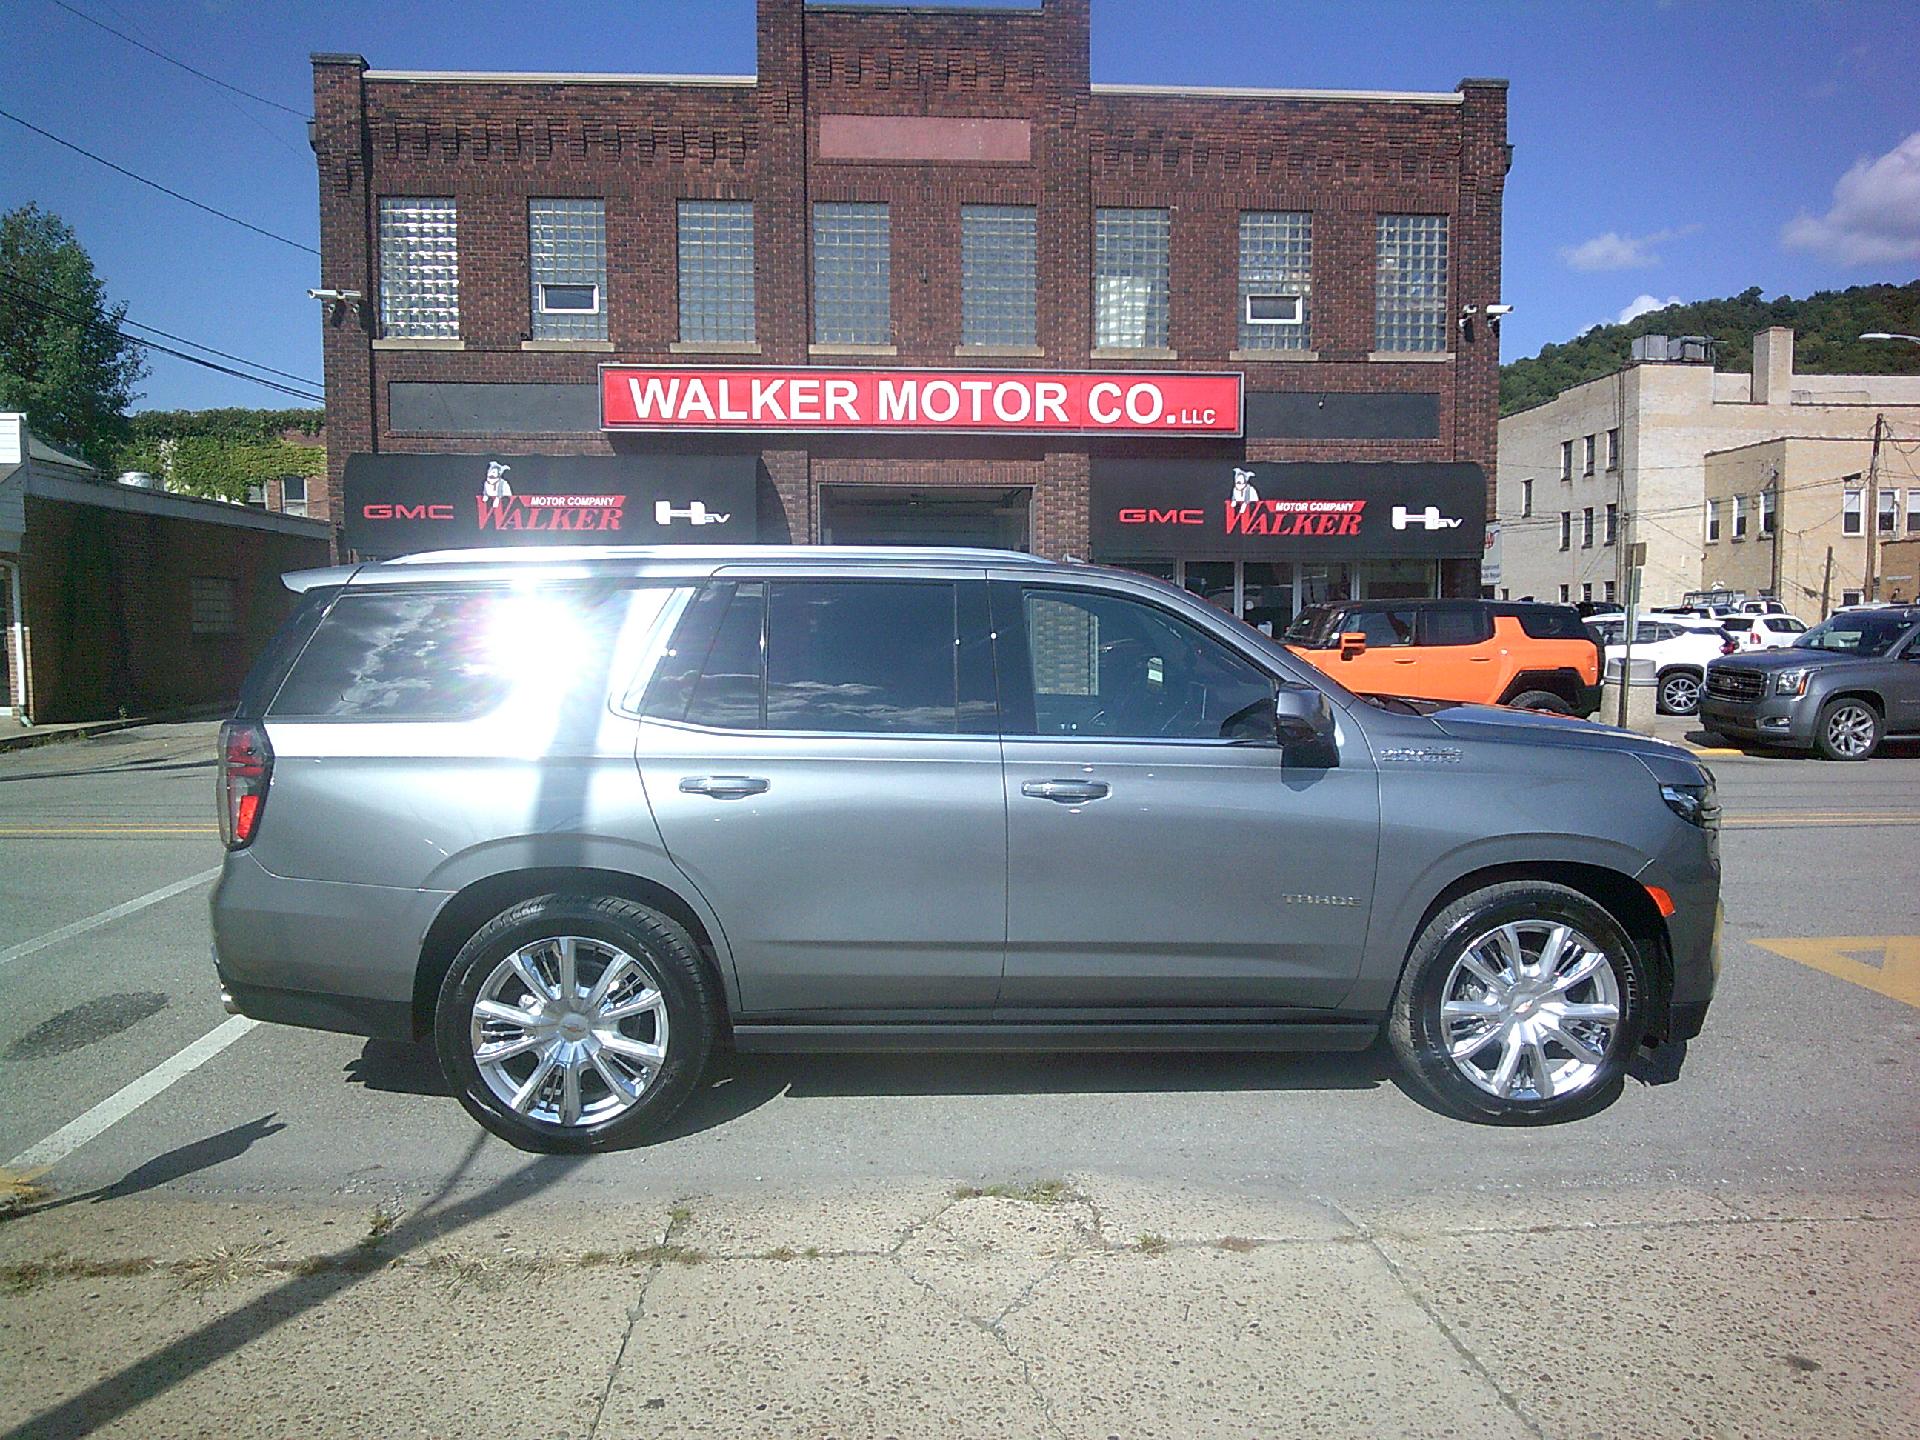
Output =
[{"x1": 730, "y1": 1021, "x2": 1378, "y2": 1054}]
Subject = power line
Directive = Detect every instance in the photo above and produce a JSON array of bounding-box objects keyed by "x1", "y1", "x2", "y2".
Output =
[
  {"x1": 46, "y1": 0, "x2": 309, "y2": 118},
  {"x1": 1, "y1": 284, "x2": 322, "y2": 403},
  {"x1": 1, "y1": 267, "x2": 322, "y2": 389},
  {"x1": 0, "y1": 106, "x2": 319, "y2": 256}
]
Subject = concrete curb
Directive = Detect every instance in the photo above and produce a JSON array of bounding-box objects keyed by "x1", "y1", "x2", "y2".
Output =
[{"x1": 0, "y1": 706, "x2": 228, "y2": 753}]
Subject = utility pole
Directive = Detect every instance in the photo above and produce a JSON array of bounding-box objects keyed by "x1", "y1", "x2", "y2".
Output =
[
  {"x1": 1864, "y1": 413, "x2": 1885, "y2": 601},
  {"x1": 1820, "y1": 545, "x2": 1834, "y2": 621},
  {"x1": 1615, "y1": 509, "x2": 1637, "y2": 728}
]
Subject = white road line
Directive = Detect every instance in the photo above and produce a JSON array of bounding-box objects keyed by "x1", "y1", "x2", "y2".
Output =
[
  {"x1": 7, "y1": 1015, "x2": 259, "y2": 1170},
  {"x1": 0, "y1": 865, "x2": 221, "y2": 968}
]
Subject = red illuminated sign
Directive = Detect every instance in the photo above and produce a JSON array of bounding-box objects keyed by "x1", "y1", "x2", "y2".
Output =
[{"x1": 600, "y1": 365, "x2": 1243, "y2": 436}]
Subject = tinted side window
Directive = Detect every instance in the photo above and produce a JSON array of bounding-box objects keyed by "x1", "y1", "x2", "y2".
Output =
[
  {"x1": 1010, "y1": 587, "x2": 1274, "y2": 741},
  {"x1": 235, "y1": 586, "x2": 335, "y2": 717},
  {"x1": 686, "y1": 583, "x2": 765, "y2": 729},
  {"x1": 1349, "y1": 607, "x2": 1416, "y2": 647},
  {"x1": 270, "y1": 586, "x2": 633, "y2": 720},
  {"x1": 1512, "y1": 607, "x2": 1589, "y2": 640},
  {"x1": 765, "y1": 581, "x2": 958, "y2": 734},
  {"x1": 1419, "y1": 607, "x2": 1492, "y2": 647}
]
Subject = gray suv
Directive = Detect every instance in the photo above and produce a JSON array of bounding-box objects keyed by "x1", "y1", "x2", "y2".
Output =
[
  {"x1": 1701, "y1": 606, "x2": 1920, "y2": 759},
  {"x1": 212, "y1": 547, "x2": 1720, "y2": 1151}
]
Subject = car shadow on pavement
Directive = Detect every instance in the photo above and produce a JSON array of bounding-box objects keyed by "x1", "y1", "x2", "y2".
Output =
[
  {"x1": 3, "y1": 1133, "x2": 586, "y2": 1440},
  {"x1": 655, "y1": 1043, "x2": 1395, "y2": 1145}
]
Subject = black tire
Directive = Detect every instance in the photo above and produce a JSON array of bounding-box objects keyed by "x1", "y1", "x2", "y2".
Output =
[
  {"x1": 1812, "y1": 697, "x2": 1882, "y2": 761},
  {"x1": 1506, "y1": 690, "x2": 1574, "y2": 715},
  {"x1": 1656, "y1": 669, "x2": 1702, "y2": 716},
  {"x1": 433, "y1": 893, "x2": 718, "y2": 1153},
  {"x1": 1388, "y1": 881, "x2": 1648, "y2": 1125}
]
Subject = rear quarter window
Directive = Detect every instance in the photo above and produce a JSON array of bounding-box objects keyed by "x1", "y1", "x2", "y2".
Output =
[
  {"x1": 269, "y1": 585, "x2": 657, "y2": 721},
  {"x1": 1507, "y1": 606, "x2": 1590, "y2": 640}
]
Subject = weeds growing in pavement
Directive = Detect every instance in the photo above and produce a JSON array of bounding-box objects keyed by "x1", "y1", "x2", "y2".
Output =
[
  {"x1": 1136, "y1": 1233, "x2": 1169, "y2": 1256},
  {"x1": 952, "y1": 1179, "x2": 1074, "y2": 1205},
  {"x1": 359, "y1": 1205, "x2": 402, "y2": 1248}
]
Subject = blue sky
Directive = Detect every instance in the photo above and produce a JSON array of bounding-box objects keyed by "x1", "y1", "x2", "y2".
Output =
[{"x1": 2, "y1": 0, "x2": 1915, "y2": 413}]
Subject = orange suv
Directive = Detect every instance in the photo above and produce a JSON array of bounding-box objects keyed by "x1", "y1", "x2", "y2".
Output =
[{"x1": 1284, "y1": 599, "x2": 1603, "y2": 715}]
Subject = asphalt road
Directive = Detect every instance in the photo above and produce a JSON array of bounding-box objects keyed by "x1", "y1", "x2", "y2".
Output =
[{"x1": 1, "y1": 718, "x2": 1914, "y2": 1211}]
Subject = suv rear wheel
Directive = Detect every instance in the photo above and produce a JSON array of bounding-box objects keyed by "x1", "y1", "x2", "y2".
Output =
[
  {"x1": 433, "y1": 894, "x2": 718, "y2": 1153},
  {"x1": 1657, "y1": 669, "x2": 1702, "y2": 715},
  {"x1": 1388, "y1": 881, "x2": 1646, "y2": 1124}
]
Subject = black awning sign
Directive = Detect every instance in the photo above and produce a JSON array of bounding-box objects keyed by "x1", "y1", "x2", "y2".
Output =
[
  {"x1": 343, "y1": 453, "x2": 759, "y2": 556},
  {"x1": 1090, "y1": 460, "x2": 1486, "y2": 561}
]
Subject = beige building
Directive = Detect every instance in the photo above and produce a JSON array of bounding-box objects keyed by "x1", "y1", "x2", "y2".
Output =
[
  {"x1": 1494, "y1": 328, "x2": 1920, "y2": 611},
  {"x1": 1702, "y1": 434, "x2": 1920, "y2": 615}
]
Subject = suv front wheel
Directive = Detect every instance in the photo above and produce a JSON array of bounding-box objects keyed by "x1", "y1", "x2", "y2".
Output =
[
  {"x1": 1813, "y1": 697, "x2": 1881, "y2": 761},
  {"x1": 1388, "y1": 881, "x2": 1647, "y2": 1124},
  {"x1": 433, "y1": 894, "x2": 718, "y2": 1153}
]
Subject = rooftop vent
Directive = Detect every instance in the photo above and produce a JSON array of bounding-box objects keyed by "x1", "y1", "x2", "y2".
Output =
[{"x1": 1631, "y1": 334, "x2": 1716, "y2": 364}]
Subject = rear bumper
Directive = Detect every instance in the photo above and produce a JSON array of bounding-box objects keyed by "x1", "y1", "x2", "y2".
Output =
[{"x1": 210, "y1": 852, "x2": 448, "y2": 1040}]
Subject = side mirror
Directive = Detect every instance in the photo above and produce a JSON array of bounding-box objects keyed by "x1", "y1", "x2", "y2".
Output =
[
  {"x1": 1337, "y1": 630, "x2": 1369, "y2": 659},
  {"x1": 1274, "y1": 683, "x2": 1336, "y2": 749}
]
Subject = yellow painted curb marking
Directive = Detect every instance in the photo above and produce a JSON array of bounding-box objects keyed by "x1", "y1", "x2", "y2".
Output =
[{"x1": 1753, "y1": 936, "x2": 1920, "y2": 1009}]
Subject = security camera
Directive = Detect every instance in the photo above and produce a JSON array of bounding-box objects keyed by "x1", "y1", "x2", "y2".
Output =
[
  {"x1": 307, "y1": 288, "x2": 362, "y2": 303},
  {"x1": 1484, "y1": 303, "x2": 1514, "y2": 317}
]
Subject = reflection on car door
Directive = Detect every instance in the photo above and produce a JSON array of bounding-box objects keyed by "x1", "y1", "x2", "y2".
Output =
[
  {"x1": 991, "y1": 576, "x2": 1378, "y2": 1013},
  {"x1": 636, "y1": 575, "x2": 1007, "y2": 1016}
]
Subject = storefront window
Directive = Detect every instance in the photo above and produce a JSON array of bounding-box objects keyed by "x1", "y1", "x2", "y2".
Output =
[
  {"x1": 1240, "y1": 562, "x2": 1293, "y2": 636},
  {"x1": 1181, "y1": 560, "x2": 1236, "y2": 613},
  {"x1": 1355, "y1": 559, "x2": 1434, "y2": 599},
  {"x1": 1297, "y1": 562, "x2": 1355, "y2": 610}
]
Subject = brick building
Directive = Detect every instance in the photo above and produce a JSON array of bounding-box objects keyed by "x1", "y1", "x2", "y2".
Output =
[
  {"x1": 312, "y1": 0, "x2": 1508, "y2": 628},
  {"x1": 1, "y1": 414, "x2": 331, "y2": 723}
]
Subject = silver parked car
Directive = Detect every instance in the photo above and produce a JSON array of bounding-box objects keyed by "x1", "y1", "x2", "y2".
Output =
[{"x1": 212, "y1": 547, "x2": 1720, "y2": 1150}]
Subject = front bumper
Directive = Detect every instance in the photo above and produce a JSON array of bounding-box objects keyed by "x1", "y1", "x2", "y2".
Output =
[{"x1": 1700, "y1": 690, "x2": 1815, "y2": 746}]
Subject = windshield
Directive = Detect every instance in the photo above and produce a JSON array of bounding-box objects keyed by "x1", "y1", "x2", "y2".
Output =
[
  {"x1": 1282, "y1": 605, "x2": 1340, "y2": 647},
  {"x1": 1792, "y1": 612, "x2": 1916, "y2": 657}
]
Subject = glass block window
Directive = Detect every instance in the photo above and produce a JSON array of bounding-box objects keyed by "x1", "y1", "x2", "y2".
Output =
[
  {"x1": 377, "y1": 197, "x2": 458, "y2": 339},
  {"x1": 1375, "y1": 214, "x2": 1449, "y2": 353},
  {"x1": 961, "y1": 205, "x2": 1037, "y2": 347},
  {"x1": 190, "y1": 577, "x2": 238, "y2": 636},
  {"x1": 678, "y1": 200, "x2": 755, "y2": 344},
  {"x1": 1237, "y1": 211, "x2": 1312, "y2": 351},
  {"x1": 528, "y1": 199, "x2": 607, "y2": 341},
  {"x1": 1094, "y1": 208, "x2": 1170, "y2": 349},
  {"x1": 813, "y1": 203, "x2": 891, "y2": 345}
]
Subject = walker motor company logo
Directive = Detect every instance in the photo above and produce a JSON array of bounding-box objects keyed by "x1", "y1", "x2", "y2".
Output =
[
  {"x1": 600, "y1": 365, "x2": 1244, "y2": 437},
  {"x1": 1090, "y1": 460, "x2": 1487, "y2": 562},
  {"x1": 341, "y1": 454, "x2": 758, "y2": 555}
]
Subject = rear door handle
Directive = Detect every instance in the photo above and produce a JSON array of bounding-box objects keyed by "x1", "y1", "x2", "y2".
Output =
[
  {"x1": 1021, "y1": 779, "x2": 1111, "y2": 804},
  {"x1": 679, "y1": 775, "x2": 770, "y2": 799}
]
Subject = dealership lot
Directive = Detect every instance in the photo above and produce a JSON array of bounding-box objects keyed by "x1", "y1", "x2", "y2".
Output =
[{"x1": 2, "y1": 720, "x2": 1916, "y2": 1438}]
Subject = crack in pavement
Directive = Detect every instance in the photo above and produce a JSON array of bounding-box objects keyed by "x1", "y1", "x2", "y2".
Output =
[{"x1": 587, "y1": 1202, "x2": 691, "y2": 1440}]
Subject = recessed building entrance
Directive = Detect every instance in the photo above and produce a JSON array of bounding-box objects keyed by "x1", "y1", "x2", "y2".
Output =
[{"x1": 820, "y1": 485, "x2": 1032, "y2": 550}]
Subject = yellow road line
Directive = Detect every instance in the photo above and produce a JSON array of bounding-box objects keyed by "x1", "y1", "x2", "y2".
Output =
[
  {"x1": 1724, "y1": 813, "x2": 1920, "y2": 829},
  {"x1": 0, "y1": 827, "x2": 217, "y2": 836},
  {"x1": 1753, "y1": 936, "x2": 1920, "y2": 1009}
]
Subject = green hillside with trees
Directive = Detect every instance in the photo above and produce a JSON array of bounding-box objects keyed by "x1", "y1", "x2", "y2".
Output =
[{"x1": 1500, "y1": 281, "x2": 1920, "y2": 417}]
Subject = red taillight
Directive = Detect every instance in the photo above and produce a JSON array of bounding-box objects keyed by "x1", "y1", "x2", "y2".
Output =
[
  {"x1": 1721, "y1": 637, "x2": 1738, "y2": 655},
  {"x1": 219, "y1": 720, "x2": 273, "y2": 848}
]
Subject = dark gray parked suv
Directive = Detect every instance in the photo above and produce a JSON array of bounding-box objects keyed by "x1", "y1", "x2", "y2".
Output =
[
  {"x1": 1701, "y1": 606, "x2": 1920, "y2": 760},
  {"x1": 212, "y1": 547, "x2": 1720, "y2": 1150}
]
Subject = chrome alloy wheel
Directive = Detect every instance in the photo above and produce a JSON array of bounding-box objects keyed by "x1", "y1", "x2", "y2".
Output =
[
  {"x1": 1659, "y1": 672, "x2": 1701, "y2": 714},
  {"x1": 1440, "y1": 921, "x2": 1622, "y2": 1102},
  {"x1": 1824, "y1": 702, "x2": 1877, "y2": 759},
  {"x1": 469, "y1": 936, "x2": 669, "y2": 1128}
]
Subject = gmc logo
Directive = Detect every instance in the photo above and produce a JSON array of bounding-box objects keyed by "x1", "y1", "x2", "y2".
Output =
[
  {"x1": 362, "y1": 503, "x2": 454, "y2": 521},
  {"x1": 1118, "y1": 507, "x2": 1205, "y2": 525}
]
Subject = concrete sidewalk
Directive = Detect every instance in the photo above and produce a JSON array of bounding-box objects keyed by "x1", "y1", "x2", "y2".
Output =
[
  {"x1": 0, "y1": 707, "x2": 227, "y2": 753},
  {"x1": 2, "y1": 1174, "x2": 1913, "y2": 1439}
]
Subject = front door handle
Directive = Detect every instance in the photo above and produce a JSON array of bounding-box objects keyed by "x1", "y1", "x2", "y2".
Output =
[
  {"x1": 679, "y1": 775, "x2": 770, "y2": 799},
  {"x1": 1021, "y1": 779, "x2": 1111, "y2": 804}
]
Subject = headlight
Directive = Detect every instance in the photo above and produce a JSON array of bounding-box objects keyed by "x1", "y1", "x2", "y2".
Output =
[
  {"x1": 1774, "y1": 669, "x2": 1811, "y2": 696},
  {"x1": 1661, "y1": 781, "x2": 1720, "y2": 829}
]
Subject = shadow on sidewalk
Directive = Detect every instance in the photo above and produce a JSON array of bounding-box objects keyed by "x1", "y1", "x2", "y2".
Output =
[{"x1": 4, "y1": 1132, "x2": 582, "y2": 1440}]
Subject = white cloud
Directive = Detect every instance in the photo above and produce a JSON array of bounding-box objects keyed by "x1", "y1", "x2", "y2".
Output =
[
  {"x1": 1782, "y1": 130, "x2": 1920, "y2": 265},
  {"x1": 1617, "y1": 294, "x2": 1683, "y2": 325},
  {"x1": 1559, "y1": 225, "x2": 1696, "y2": 272}
]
